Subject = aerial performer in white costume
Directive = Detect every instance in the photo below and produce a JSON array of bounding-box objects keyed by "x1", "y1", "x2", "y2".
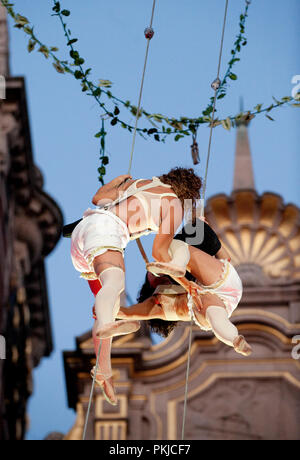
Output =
[
  {"x1": 68, "y1": 168, "x2": 202, "y2": 405},
  {"x1": 119, "y1": 218, "x2": 252, "y2": 358}
]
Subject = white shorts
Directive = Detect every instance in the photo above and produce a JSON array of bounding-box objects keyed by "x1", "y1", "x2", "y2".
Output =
[
  {"x1": 196, "y1": 259, "x2": 243, "y2": 318},
  {"x1": 71, "y1": 209, "x2": 130, "y2": 278}
]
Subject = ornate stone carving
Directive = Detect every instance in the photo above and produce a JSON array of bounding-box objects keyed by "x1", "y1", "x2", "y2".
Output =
[
  {"x1": 182, "y1": 378, "x2": 300, "y2": 440},
  {"x1": 0, "y1": 69, "x2": 62, "y2": 439},
  {"x1": 15, "y1": 215, "x2": 43, "y2": 264},
  {"x1": 205, "y1": 191, "x2": 300, "y2": 284}
]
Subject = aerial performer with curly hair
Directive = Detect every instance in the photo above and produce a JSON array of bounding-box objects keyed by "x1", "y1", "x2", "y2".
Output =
[
  {"x1": 69, "y1": 167, "x2": 202, "y2": 405},
  {"x1": 118, "y1": 218, "x2": 252, "y2": 357}
]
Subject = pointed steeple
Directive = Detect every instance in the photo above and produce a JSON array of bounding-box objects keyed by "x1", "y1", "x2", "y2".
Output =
[
  {"x1": 233, "y1": 98, "x2": 255, "y2": 191},
  {"x1": 0, "y1": 4, "x2": 10, "y2": 77}
]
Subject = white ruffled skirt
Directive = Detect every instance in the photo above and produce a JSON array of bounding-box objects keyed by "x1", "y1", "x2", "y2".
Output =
[{"x1": 71, "y1": 209, "x2": 130, "y2": 278}]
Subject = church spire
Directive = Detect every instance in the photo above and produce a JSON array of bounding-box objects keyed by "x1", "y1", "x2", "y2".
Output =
[
  {"x1": 0, "y1": 4, "x2": 10, "y2": 77},
  {"x1": 233, "y1": 98, "x2": 255, "y2": 191}
]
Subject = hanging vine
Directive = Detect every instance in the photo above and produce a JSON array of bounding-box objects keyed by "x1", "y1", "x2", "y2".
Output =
[
  {"x1": 2, "y1": 0, "x2": 299, "y2": 181},
  {"x1": 96, "y1": 118, "x2": 108, "y2": 185}
]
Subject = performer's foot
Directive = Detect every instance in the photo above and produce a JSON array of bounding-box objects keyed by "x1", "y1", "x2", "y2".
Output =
[
  {"x1": 96, "y1": 320, "x2": 141, "y2": 339},
  {"x1": 90, "y1": 367, "x2": 117, "y2": 406},
  {"x1": 233, "y1": 335, "x2": 252, "y2": 357},
  {"x1": 147, "y1": 262, "x2": 186, "y2": 278}
]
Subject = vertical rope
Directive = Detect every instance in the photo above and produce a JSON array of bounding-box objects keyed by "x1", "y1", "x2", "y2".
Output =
[
  {"x1": 202, "y1": 0, "x2": 229, "y2": 206},
  {"x1": 128, "y1": 0, "x2": 157, "y2": 174},
  {"x1": 181, "y1": 323, "x2": 193, "y2": 440},
  {"x1": 82, "y1": 339, "x2": 102, "y2": 440}
]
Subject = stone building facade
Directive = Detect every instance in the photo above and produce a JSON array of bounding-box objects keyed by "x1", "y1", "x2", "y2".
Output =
[
  {"x1": 0, "y1": 6, "x2": 63, "y2": 439},
  {"x1": 63, "y1": 115, "x2": 300, "y2": 440}
]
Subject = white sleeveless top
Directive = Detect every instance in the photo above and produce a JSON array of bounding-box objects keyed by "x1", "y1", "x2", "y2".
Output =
[{"x1": 98, "y1": 176, "x2": 179, "y2": 240}]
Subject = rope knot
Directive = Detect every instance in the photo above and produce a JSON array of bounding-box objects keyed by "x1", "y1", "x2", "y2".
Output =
[
  {"x1": 211, "y1": 77, "x2": 221, "y2": 91},
  {"x1": 144, "y1": 27, "x2": 155, "y2": 39}
]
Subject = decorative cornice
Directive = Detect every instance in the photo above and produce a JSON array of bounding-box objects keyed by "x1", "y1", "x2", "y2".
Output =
[
  {"x1": 205, "y1": 190, "x2": 300, "y2": 284},
  {"x1": 63, "y1": 309, "x2": 300, "y2": 409},
  {"x1": 4, "y1": 76, "x2": 63, "y2": 256},
  {"x1": 0, "y1": 76, "x2": 63, "y2": 365}
]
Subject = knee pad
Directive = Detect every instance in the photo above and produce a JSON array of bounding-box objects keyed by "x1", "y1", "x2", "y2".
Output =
[
  {"x1": 99, "y1": 267, "x2": 125, "y2": 295},
  {"x1": 205, "y1": 305, "x2": 238, "y2": 346},
  {"x1": 168, "y1": 239, "x2": 190, "y2": 268},
  {"x1": 206, "y1": 305, "x2": 228, "y2": 322}
]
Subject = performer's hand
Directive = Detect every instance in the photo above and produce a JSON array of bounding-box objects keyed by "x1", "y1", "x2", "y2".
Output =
[
  {"x1": 112, "y1": 174, "x2": 132, "y2": 187},
  {"x1": 188, "y1": 281, "x2": 204, "y2": 312},
  {"x1": 188, "y1": 281, "x2": 202, "y2": 296},
  {"x1": 192, "y1": 293, "x2": 204, "y2": 313},
  {"x1": 192, "y1": 304, "x2": 210, "y2": 330}
]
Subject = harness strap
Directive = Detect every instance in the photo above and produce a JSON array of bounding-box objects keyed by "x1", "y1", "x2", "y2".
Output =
[
  {"x1": 136, "y1": 238, "x2": 149, "y2": 264},
  {"x1": 100, "y1": 177, "x2": 175, "y2": 211}
]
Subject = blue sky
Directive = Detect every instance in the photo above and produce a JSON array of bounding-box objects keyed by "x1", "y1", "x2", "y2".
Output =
[{"x1": 7, "y1": 0, "x2": 300, "y2": 439}]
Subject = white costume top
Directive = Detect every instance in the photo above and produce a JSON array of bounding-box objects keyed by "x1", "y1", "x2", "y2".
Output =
[
  {"x1": 97, "y1": 176, "x2": 179, "y2": 240},
  {"x1": 71, "y1": 177, "x2": 180, "y2": 279}
]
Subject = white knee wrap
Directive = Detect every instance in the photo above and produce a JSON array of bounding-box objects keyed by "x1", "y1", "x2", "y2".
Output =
[
  {"x1": 168, "y1": 239, "x2": 190, "y2": 269},
  {"x1": 95, "y1": 267, "x2": 125, "y2": 327},
  {"x1": 99, "y1": 267, "x2": 125, "y2": 295},
  {"x1": 206, "y1": 305, "x2": 238, "y2": 347}
]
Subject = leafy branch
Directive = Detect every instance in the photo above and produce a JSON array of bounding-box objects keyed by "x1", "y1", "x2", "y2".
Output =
[
  {"x1": 2, "y1": 0, "x2": 254, "y2": 141},
  {"x1": 201, "y1": 0, "x2": 251, "y2": 124},
  {"x1": 2, "y1": 0, "x2": 299, "y2": 183}
]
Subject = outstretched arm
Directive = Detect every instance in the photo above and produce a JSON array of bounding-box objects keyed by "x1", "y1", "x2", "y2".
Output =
[
  {"x1": 117, "y1": 298, "x2": 165, "y2": 320},
  {"x1": 92, "y1": 174, "x2": 132, "y2": 205}
]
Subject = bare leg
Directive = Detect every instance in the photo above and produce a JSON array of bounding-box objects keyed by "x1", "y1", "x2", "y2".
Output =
[
  {"x1": 117, "y1": 297, "x2": 164, "y2": 320},
  {"x1": 187, "y1": 245, "x2": 224, "y2": 286},
  {"x1": 147, "y1": 240, "x2": 223, "y2": 283}
]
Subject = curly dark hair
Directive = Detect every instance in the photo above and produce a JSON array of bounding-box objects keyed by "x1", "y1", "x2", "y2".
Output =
[
  {"x1": 159, "y1": 167, "x2": 202, "y2": 213},
  {"x1": 137, "y1": 275, "x2": 178, "y2": 339}
]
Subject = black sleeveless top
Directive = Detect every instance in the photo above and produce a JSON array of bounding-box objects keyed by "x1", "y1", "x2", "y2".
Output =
[
  {"x1": 174, "y1": 219, "x2": 221, "y2": 282},
  {"x1": 174, "y1": 219, "x2": 221, "y2": 256}
]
